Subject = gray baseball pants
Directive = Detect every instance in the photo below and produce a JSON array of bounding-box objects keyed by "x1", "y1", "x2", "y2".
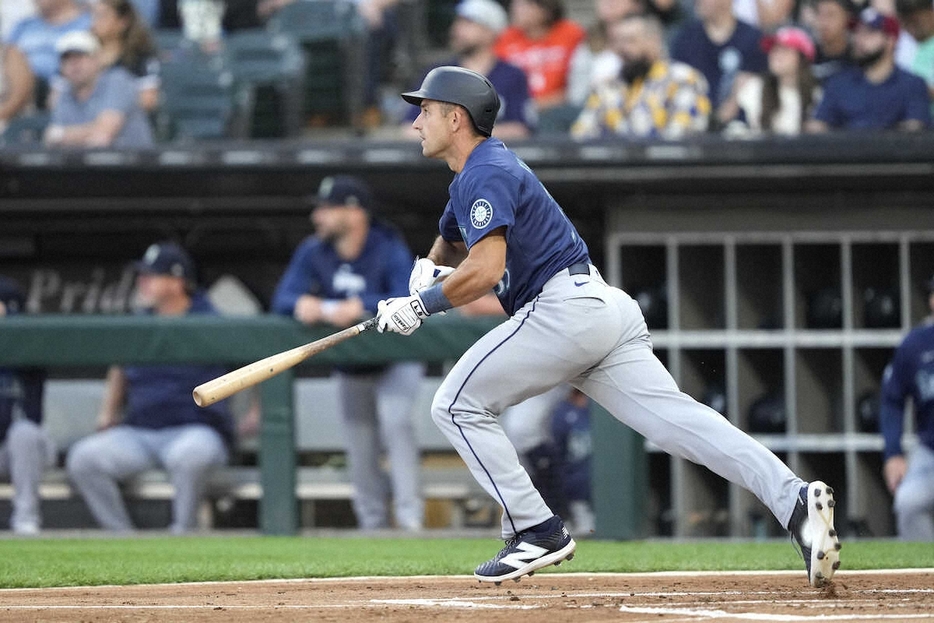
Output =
[
  {"x1": 432, "y1": 265, "x2": 805, "y2": 538},
  {"x1": 893, "y1": 443, "x2": 934, "y2": 540},
  {"x1": 0, "y1": 419, "x2": 54, "y2": 532},
  {"x1": 66, "y1": 424, "x2": 228, "y2": 533},
  {"x1": 336, "y1": 361, "x2": 426, "y2": 530}
]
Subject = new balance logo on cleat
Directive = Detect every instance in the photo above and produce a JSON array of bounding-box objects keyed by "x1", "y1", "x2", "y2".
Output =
[
  {"x1": 788, "y1": 480, "x2": 842, "y2": 587},
  {"x1": 474, "y1": 515, "x2": 576, "y2": 585},
  {"x1": 499, "y1": 543, "x2": 550, "y2": 570}
]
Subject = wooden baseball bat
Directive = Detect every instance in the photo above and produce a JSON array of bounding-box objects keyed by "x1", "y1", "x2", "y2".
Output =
[{"x1": 192, "y1": 318, "x2": 378, "y2": 408}]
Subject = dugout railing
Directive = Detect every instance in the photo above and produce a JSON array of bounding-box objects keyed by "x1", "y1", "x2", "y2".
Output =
[{"x1": 0, "y1": 313, "x2": 647, "y2": 535}]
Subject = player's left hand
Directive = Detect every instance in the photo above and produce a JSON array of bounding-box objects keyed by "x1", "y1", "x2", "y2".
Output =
[{"x1": 376, "y1": 294, "x2": 429, "y2": 336}]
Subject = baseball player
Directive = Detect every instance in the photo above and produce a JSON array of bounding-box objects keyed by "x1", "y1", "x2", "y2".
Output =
[
  {"x1": 879, "y1": 274, "x2": 934, "y2": 541},
  {"x1": 0, "y1": 277, "x2": 52, "y2": 535},
  {"x1": 376, "y1": 66, "x2": 841, "y2": 586},
  {"x1": 271, "y1": 176, "x2": 425, "y2": 531},
  {"x1": 66, "y1": 242, "x2": 235, "y2": 533}
]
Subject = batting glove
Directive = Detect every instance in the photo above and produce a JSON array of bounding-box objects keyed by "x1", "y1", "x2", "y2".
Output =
[
  {"x1": 409, "y1": 258, "x2": 455, "y2": 295},
  {"x1": 376, "y1": 294, "x2": 429, "y2": 336}
]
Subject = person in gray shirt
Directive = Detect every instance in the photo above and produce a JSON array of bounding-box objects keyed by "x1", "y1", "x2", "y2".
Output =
[{"x1": 44, "y1": 30, "x2": 153, "y2": 148}]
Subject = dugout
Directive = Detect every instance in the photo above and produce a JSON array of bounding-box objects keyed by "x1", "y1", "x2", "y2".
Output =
[{"x1": 1, "y1": 132, "x2": 933, "y2": 538}]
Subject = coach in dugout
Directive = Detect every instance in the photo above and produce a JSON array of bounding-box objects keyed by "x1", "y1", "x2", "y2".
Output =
[
  {"x1": 271, "y1": 176, "x2": 426, "y2": 532},
  {"x1": 66, "y1": 242, "x2": 234, "y2": 534},
  {"x1": 43, "y1": 29, "x2": 153, "y2": 148},
  {"x1": 0, "y1": 277, "x2": 53, "y2": 536}
]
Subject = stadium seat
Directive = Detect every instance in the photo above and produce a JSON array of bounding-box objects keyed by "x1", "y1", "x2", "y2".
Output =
[
  {"x1": 223, "y1": 30, "x2": 306, "y2": 138},
  {"x1": 157, "y1": 63, "x2": 249, "y2": 141},
  {"x1": 266, "y1": 0, "x2": 367, "y2": 127},
  {"x1": 0, "y1": 112, "x2": 50, "y2": 145}
]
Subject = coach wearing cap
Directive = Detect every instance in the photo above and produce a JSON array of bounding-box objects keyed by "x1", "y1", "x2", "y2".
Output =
[
  {"x1": 67, "y1": 241, "x2": 234, "y2": 534},
  {"x1": 402, "y1": 0, "x2": 533, "y2": 139},
  {"x1": 807, "y1": 7, "x2": 932, "y2": 131},
  {"x1": 43, "y1": 30, "x2": 153, "y2": 148},
  {"x1": 271, "y1": 176, "x2": 426, "y2": 532}
]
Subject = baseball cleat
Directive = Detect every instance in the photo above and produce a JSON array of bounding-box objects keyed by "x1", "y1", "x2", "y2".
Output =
[
  {"x1": 474, "y1": 515, "x2": 576, "y2": 584},
  {"x1": 787, "y1": 481, "x2": 841, "y2": 587}
]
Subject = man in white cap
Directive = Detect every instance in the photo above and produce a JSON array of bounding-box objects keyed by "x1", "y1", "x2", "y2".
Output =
[
  {"x1": 43, "y1": 30, "x2": 154, "y2": 148},
  {"x1": 402, "y1": 0, "x2": 534, "y2": 139}
]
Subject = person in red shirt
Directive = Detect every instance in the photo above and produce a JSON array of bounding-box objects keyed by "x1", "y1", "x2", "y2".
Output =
[{"x1": 495, "y1": 0, "x2": 585, "y2": 110}]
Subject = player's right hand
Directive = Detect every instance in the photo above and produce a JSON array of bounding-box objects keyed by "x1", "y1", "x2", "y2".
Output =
[{"x1": 409, "y1": 258, "x2": 455, "y2": 295}]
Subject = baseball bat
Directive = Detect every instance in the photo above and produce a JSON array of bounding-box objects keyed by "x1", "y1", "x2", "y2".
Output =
[{"x1": 192, "y1": 318, "x2": 378, "y2": 408}]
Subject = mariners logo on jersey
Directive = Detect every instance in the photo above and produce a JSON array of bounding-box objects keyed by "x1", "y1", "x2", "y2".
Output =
[{"x1": 470, "y1": 199, "x2": 494, "y2": 229}]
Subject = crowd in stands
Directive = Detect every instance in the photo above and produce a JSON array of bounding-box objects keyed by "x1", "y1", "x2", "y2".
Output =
[{"x1": 0, "y1": 0, "x2": 932, "y2": 145}]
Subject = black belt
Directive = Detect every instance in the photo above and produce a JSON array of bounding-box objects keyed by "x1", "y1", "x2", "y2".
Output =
[{"x1": 567, "y1": 262, "x2": 590, "y2": 276}]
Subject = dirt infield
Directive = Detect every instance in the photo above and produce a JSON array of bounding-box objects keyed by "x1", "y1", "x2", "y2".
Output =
[{"x1": 0, "y1": 570, "x2": 932, "y2": 622}]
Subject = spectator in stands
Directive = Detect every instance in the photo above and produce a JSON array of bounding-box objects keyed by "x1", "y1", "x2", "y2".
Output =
[
  {"x1": 550, "y1": 387, "x2": 593, "y2": 535},
  {"x1": 807, "y1": 7, "x2": 931, "y2": 131},
  {"x1": 895, "y1": 0, "x2": 934, "y2": 114},
  {"x1": 0, "y1": 276, "x2": 52, "y2": 536},
  {"x1": 92, "y1": 0, "x2": 161, "y2": 113},
  {"x1": 402, "y1": 0, "x2": 533, "y2": 140},
  {"x1": 66, "y1": 241, "x2": 235, "y2": 534},
  {"x1": 0, "y1": 35, "x2": 36, "y2": 136},
  {"x1": 879, "y1": 273, "x2": 934, "y2": 541},
  {"x1": 566, "y1": 0, "x2": 643, "y2": 108},
  {"x1": 571, "y1": 14, "x2": 711, "y2": 139},
  {"x1": 725, "y1": 26, "x2": 819, "y2": 135},
  {"x1": 7, "y1": 0, "x2": 91, "y2": 109},
  {"x1": 44, "y1": 30, "x2": 154, "y2": 148},
  {"x1": 271, "y1": 176, "x2": 425, "y2": 532},
  {"x1": 809, "y1": 0, "x2": 857, "y2": 83},
  {"x1": 670, "y1": 0, "x2": 767, "y2": 128},
  {"x1": 494, "y1": 0, "x2": 587, "y2": 113},
  {"x1": 733, "y1": 0, "x2": 796, "y2": 31}
]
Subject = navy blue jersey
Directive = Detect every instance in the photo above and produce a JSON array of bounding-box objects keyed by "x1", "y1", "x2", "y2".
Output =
[
  {"x1": 0, "y1": 368, "x2": 44, "y2": 444},
  {"x1": 814, "y1": 67, "x2": 932, "y2": 130},
  {"x1": 440, "y1": 138, "x2": 590, "y2": 316},
  {"x1": 122, "y1": 293, "x2": 234, "y2": 447},
  {"x1": 271, "y1": 220, "x2": 414, "y2": 317},
  {"x1": 671, "y1": 19, "x2": 768, "y2": 108},
  {"x1": 880, "y1": 321, "x2": 934, "y2": 458}
]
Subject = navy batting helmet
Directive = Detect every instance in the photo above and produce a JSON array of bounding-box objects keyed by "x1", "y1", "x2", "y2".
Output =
[{"x1": 401, "y1": 66, "x2": 501, "y2": 137}]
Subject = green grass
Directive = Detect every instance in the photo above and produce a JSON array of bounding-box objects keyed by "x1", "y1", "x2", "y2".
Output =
[{"x1": 0, "y1": 536, "x2": 929, "y2": 588}]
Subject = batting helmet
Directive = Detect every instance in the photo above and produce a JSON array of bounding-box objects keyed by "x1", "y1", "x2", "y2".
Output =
[{"x1": 401, "y1": 66, "x2": 501, "y2": 137}]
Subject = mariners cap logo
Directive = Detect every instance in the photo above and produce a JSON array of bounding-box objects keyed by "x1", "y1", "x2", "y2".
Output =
[{"x1": 470, "y1": 199, "x2": 493, "y2": 229}]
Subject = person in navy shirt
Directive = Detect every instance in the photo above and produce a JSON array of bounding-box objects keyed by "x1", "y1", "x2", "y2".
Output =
[
  {"x1": 380, "y1": 66, "x2": 839, "y2": 587},
  {"x1": 670, "y1": 0, "x2": 767, "y2": 126},
  {"x1": 66, "y1": 242, "x2": 234, "y2": 534},
  {"x1": 401, "y1": 0, "x2": 534, "y2": 140},
  {"x1": 879, "y1": 275, "x2": 934, "y2": 541},
  {"x1": 271, "y1": 176, "x2": 426, "y2": 531},
  {"x1": 0, "y1": 277, "x2": 52, "y2": 536},
  {"x1": 808, "y1": 8, "x2": 932, "y2": 131}
]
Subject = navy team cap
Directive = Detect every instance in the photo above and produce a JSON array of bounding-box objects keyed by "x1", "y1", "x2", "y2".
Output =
[
  {"x1": 310, "y1": 175, "x2": 375, "y2": 210},
  {"x1": 133, "y1": 241, "x2": 196, "y2": 281}
]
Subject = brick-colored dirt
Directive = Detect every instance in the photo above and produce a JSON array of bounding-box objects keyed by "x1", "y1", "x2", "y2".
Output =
[{"x1": 0, "y1": 571, "x2": 931, "y2": 622}]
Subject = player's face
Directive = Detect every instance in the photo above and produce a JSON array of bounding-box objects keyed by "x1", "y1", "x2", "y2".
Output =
[
  {"x1": 311, "y1": 204, "x2": 351, "y2": 242},
  {"x1": 412, "y1": 100, "x2": 454, "y2": 159},
  {"x1": 135, "y1": 273, "x2": 179, "y2": 308}
]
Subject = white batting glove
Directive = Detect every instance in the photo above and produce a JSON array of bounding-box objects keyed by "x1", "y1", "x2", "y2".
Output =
[
  {"x1": 376, "y1": 294, "x2": 429, "y2": 336},
  {"x1": 409, "y1": 258, "x2": 455, "y2": 295}
]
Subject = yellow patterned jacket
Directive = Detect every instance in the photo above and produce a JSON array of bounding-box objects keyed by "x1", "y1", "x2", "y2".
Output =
[{"x1": 571, "y1": 60, "x2": 712, "y2": 139}]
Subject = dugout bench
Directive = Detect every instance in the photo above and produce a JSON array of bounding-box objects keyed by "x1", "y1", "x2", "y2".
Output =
[{"x1": 0, "y1": 314, "x2": 646, "y2": 536}]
